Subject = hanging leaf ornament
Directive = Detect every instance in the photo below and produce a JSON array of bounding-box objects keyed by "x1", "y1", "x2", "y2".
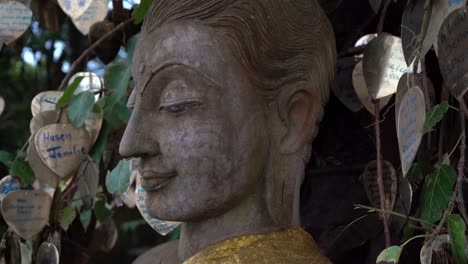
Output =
[
  {"x1": 352, "y1": 61, "x2": 392, "y2": 114},
  {"x1": 57, "y1": 0, "x2": 93, "y2": 19},
  {"x1": 331, "y1": 57, "x2": 364, "y2": 112},
  {"x1": 401, "y1": 0, "x2": 433, "y2": 65},
  {"x1": 1, "y1": 190, "x2": 52, "y2": 240},
  {"x1": 423, "y1": 0, "x2": 467, "y2": 58},
  {"x1": 437, "y1": 8, "x2": 468, "y2": 99},
  {"x1": 0, "y1": 176, "x2": 20, "y2": 201},
  {"x1": 397, "y1": 86, "x2": 426, "y2": 177},
  {"x1": 68, "y1": 72, "x2": 104, "y2": 102},
  {"x1": 71, "y1": 0, "x2": 108, "y2": 35},
  {"x1": 34, "y1": 124, "x2": 92, "y2": 178},
  {"x1": 27, "y1": 134, "x2": 60, "y2": 187},
  {"x1": 0, "y1": 96, "x2": 4, "y2": 117},
  {"x1": 363, "y1": 33, "x2": 410, "y2": 99},
  {"x1": 135, "y1": 175, "x2": 180, "y2": 235},
  {"x1": 36, "y1": 242, "x2": 59, "y2": 264},
  {"x1": 31, "y1": 91, "x2": 64, "y2": 117},
  {"x1": 361, "y1": 160, "x2": 398, "y2": 214},
  {"x1": 0, "y1": 1, "x2": 32, "y2": 44}
]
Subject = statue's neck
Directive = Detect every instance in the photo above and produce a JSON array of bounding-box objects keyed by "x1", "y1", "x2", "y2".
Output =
[{"x1": 178, "y1": 186, "x2": 280, "y2": 261}]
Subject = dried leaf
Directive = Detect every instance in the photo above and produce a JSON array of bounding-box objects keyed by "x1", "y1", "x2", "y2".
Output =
[{"x1": 362, "y1": 160, "x2": 398, "y2": 212}]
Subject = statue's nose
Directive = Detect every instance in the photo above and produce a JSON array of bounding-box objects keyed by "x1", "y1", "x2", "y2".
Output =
[
  {"x1": 119, "y1": 112, "x2": 140, "y2": 158},
  {"x1": 119, "y1": 106, "x2": 162, "y2": 159}
]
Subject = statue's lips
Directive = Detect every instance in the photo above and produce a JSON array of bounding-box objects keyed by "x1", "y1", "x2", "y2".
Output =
[{"x1": 140, "y1": 170, "x2": 177, "y2": 191}]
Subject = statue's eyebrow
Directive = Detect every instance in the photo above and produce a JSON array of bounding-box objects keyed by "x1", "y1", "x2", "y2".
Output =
[{"x1": 137, "y1": 62, "x2": 223, "y2": 96}]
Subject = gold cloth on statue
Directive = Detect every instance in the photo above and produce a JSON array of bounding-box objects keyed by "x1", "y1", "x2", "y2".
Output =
[{"x1": 183, "y1": 227, "x2": 331, "y2": 264}]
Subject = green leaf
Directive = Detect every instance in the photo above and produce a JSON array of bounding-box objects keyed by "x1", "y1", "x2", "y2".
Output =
[
  {"x1": 126, "y1": 34, "x2": 139, "y2": 66},
  {"x1": 168, "y1": 226, "x2": 181, "y2": 241},
  {"x1": 106, "y1": 159, "x2": 131, "y2": 195},
  {"x1": 90, "y1": 121, "x2": 112, "y2": 164},
  {"x1": 57, "y1": 76, "x2": 84, "y2": 108},
  {"x1": 0, "y1": 150, "x2": 14, "y2": 167},
  {"x1": 102, "y1": 99, "x2": 130, "y2": 129},
  {"x1": 121, "y1": 219, "x2": 146, "y2": 233},
  {"x1": 376, "y1": 246, "x2": 402, "y2": 264},
  {"x1": 93, "y1": 199, "x2": 113, "y2": 224},
  {"x1": 420, "y1": 165, "x2": 457, "y2": 228},
  {"x1": 448, "y1": 214, "x2": 467, "y2": 264},
  {"x1": 116, "y1": 102, "x2": 132, "y2": 124},
  {"x1": 407, "y1": 163, "x2": 424, "y2": 184},
  {"x1": 104, "y1": 63, "x2": 131, "y2": 107},
  {"x1": 424, "y1": 101, "x2": 449, "y2": 134},
  {"x1": 132, "y1": 0, "x2": 154, "y2": 24},
  {"x1": 10, "y1": 159, "x2": 35, "y2": 185},
  {"x1": 80, "y1": 209, "x2": 92, "y2": 231},
  {"x1": 59, "y1": 207, "x2": 77, "y2": 231},
  {"x1": 67, "y1": 91, "x2": 95, "y2": 128}
]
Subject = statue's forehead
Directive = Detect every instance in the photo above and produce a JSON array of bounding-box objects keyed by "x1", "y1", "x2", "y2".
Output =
[{"x1": 131, "y1": 22, "x2": 231, "y2": 94}]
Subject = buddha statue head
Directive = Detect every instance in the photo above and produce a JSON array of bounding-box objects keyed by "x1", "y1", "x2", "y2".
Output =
[{"x1": 120, "y1": 0, "x2": 335, "y2": 260}]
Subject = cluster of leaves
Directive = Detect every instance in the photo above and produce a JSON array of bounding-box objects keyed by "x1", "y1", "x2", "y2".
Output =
[{"x1": 0, "y1": 0, "x2": 157, "y2": 261}]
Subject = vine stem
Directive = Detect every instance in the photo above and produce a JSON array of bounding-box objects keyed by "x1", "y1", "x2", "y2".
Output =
[
  {"x1": 57, "y1": 17, "x2": 134, "y2": 91},
  {"x1": 432, "y1": 104, "x2": 466, "y2": 236},
  {"x1": 374, "y1": 0, "x2": 392, "y2": 248},
  {"x1": 374, "y1": 100, "x2": 392, "y2": 247},
  {"x1": 355, "y1": 204, "x2": 435, "y2": 227}
]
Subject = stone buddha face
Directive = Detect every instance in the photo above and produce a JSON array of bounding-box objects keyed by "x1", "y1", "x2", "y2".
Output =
[
  {"x1": 120, "y1": 22, "x2": 269, "y2": 221},
  {"x1": 120, "y1": 0, "x2": 336, "y2": 228}
]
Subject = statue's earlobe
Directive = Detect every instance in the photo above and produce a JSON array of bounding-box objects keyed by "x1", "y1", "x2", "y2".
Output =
[{"x1": 277, "y1": 82, "x2": 320, "y2": 155}]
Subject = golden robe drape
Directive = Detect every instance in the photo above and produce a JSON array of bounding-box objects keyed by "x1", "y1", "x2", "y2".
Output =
[{"x1": 183, "y1": 227, "x2": 332, "y2": 264}]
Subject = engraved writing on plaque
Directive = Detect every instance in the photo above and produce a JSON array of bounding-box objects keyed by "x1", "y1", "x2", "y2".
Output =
[
  {"x1": 1, "y1": 190, "x2": 52, "y2": 240},
  {"x1": 34, "y1": 124, "x2": 91, "y2": 178}
]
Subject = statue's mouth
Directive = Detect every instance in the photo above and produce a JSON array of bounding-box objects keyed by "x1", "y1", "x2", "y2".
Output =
[{"x1": 139, "y1": 170, "x2": 177, "y2": 191}]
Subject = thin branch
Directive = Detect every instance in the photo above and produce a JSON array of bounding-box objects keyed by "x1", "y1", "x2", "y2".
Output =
[
  {"x1": 373, "y1": 100, "x2": 392, "y2": 247},
  {"x1": 433, "y1": 106, "x2": 465, "y2": 236},
  {"x1": 374, "y1": 0, "x2": 393, "y2": 248},
  {"x1": 377, "y1": 0, "x2": 391, "y2": 34},
  {"x1": 354, "y1": 204, "x2": 434, "y2": 227},
  {"x1": 57, "y1": 18, "x2": 134, "y2": 91}
]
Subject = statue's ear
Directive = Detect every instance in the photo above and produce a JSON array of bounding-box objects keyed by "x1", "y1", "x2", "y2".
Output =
[{"x1": 277, "y1": 82, "x2": 320, "y2": 154}]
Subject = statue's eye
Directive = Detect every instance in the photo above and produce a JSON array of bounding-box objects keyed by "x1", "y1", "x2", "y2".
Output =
[{"x1": 160, "y1": 100, "x2": 203, "y2": 114}]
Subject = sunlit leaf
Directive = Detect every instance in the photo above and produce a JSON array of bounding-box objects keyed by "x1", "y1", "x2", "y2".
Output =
[
  {"x1": 67, "y1": 91, "x2": 95, "y2": 128},
  {"x1": 448, "y1": 214, "x2": 467, "y2": 264},
  {"x1": 132, "y1": 0, "x2": 154, "y2": 24},
  {"x1": 420, "y1": 165, "x2": 456, "y2": 228},
  {"x1": 106, "y1": 159, "x2": 131, "y2": 196},
  {"x1": 424, "y1": 101, "x2": 449, "y2": 134},
  {"x1": 59, "y1": 207, "x2": 76, "y2": 231},
  {"x1": 377, "y1": 246, "x2": 402, "y2": 264}
]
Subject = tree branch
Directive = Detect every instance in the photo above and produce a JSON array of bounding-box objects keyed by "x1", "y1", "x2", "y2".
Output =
[{"x1": 58, "y1": 18, "x2": 134, "y2": 91}]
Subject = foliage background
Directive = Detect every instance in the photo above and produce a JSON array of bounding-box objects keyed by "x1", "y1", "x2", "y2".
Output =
[{"x1": 0, "y1": 0, "x2": 466, "y2": 263}]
